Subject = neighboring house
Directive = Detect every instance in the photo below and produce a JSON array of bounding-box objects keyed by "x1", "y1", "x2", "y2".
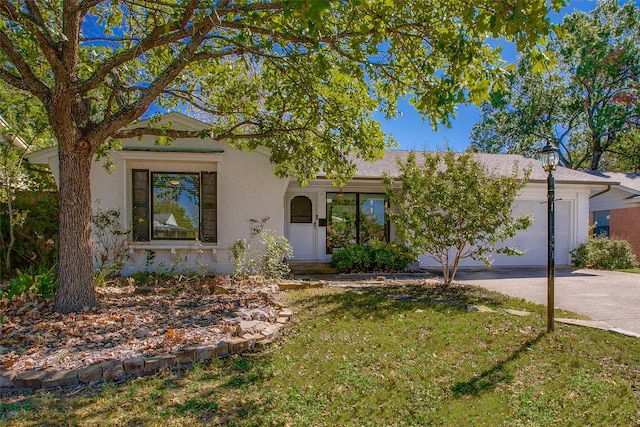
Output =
[
  {"x1": 27, "y1": 113, "x2": 617, "y2": 274},
  {"x1": 587, "y1": 171, "x2": 640, "y2": 259}
]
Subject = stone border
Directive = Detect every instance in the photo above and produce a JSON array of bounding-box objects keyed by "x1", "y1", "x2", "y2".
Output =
[{"x1": 0, "y1": 308, "x2": 294, "y2": 392}]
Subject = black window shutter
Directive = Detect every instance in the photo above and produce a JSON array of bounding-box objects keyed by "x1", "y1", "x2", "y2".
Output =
[
  {"x1": 201, "y1": 172, "x2": 217, "y2": 243},
  {"x1": 132, "y1": 169, "x2": 150, "y2": 241}
]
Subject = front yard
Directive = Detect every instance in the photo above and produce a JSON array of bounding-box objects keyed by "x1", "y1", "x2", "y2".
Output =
[{"x1": 2, "y1": 281, "x2": 639, "y2": 426}]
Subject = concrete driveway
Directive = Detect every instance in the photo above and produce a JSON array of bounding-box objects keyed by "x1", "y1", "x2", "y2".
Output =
[{"x1": 453, "y1": 267, "x2": 640, "y2": 336}]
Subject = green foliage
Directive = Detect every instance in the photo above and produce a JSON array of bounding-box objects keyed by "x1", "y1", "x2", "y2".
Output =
[
  {"x1": 0, "y1": 189, "x2": 59, "y2": 274},
  {"x1": 229, "y1": 217, "x2": 293, "y2": 280},
  {"x1": 571, "y1": 235, "x2": 638, "y2": 269},
  {"x1": 383, "y1": 150, "x2": 532, "y2": 285},
  {"x1": 1, "y1": 265, "x2": 58, "y2": 303},
  {"x1": 330, "y1": 242, "x2": 417, "y2": 273},
  {"x1": 0, "y1": 0, "x2": 559, "y2": 312},
  {"x1": 0, "y1": 84, "x2": 57, "y2": 277},
  {"x1": 471, "y1": 0, "x2": 640, "y2": 171}
]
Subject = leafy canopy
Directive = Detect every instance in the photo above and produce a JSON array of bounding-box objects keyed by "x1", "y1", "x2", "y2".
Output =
[
  {"x1": 470, "y1": 0, "x2": 640, "y2": 171},
  {"x1": 0, "y1": 0, "x2": 561, "y2": 182},
  {"x1": 0, "y1": 0, "x2": 559, "y2": 313},
  {"x1": 383, "y1": 151, "x2": 532, "y2": 285}
]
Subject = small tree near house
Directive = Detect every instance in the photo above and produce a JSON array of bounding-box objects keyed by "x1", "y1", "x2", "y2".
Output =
[{"x1": 383, "y1": 151, "x2": 532, "y2": 285}]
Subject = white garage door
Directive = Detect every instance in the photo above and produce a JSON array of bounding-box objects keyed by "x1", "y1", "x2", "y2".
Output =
[
  {"x1": 502, "y1": 200, "x2": 571, "y2": 266},
  {"x1": 418, "y1": 199, "x2": 573, "y2": 268}
]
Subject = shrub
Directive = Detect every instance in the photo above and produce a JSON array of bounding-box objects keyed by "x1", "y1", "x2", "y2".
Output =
[
  {"x1": 1, "y1": 191, "x2": 59, "y2": 274},
  {"x1": 330, "y1": 242, "x2": 416, "y2": 273},
  {"x1": 571, "y1": 236, "x2": 638, "y2": 270},
  {"x1": 229, "y1": 217, "x2": 293, "y2": 280},
  {"x1": 1, "y1": 264, "x2": 57, "y2": 303}
]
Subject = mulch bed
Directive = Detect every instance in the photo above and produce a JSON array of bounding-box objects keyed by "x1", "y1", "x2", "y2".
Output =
[{"x1": 0, "y1": 275, "x2": 281, "y2": 373}]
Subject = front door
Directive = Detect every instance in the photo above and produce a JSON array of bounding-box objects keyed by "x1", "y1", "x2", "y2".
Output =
[{"x1": 288, "y1": 194, "x2": 316, "y2": 260}]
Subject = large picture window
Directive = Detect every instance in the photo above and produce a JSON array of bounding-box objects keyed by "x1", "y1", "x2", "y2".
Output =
[
  {"x1": 152, "y1": 173, "x2": 200, "y2": 239},
  {"x1": 326, "y1": 192, "x2": 388, "y2": 253},
  {"x1": 132, "y1": 170, "x2": 217, "y2": 242}
]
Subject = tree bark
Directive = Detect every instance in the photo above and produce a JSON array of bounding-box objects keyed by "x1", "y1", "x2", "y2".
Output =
[
  {"x1": 54, "y1": 138, "x2": 97, "y2": 313},
  {"x1": 590, "y1": 149, "x2": 603, "y2": 171}
]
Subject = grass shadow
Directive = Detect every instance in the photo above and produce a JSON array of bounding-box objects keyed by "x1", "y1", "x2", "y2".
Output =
[
  {"x1": 291, "y1": 283, "x2": 513, "y2": 322},
  {"x1": 451, "y1": 332, "x2": 546, "y2": 396}
]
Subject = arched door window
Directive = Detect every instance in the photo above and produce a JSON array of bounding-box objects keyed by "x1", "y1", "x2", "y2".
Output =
[{"x1": 290, "y1": 196, "x2": 312, "y2": 223}]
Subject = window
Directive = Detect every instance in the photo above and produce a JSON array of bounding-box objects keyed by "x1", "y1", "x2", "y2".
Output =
[
  {"x1": 290, "y1": 196, "x2": 312, "y2": 223},
  {"x1": 132, "y1": 170, "x2": 217, "y2": 242},
  {"x1": 593, "y1": 210, "x2": 610, "y2": 237},
  {"x1": 326, "y1": 192, "x2": 388, "y2": 253}
]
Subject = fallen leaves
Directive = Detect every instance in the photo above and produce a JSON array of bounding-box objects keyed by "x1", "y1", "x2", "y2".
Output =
[{"x1": 0, "y1": 277, "x2": 280, "y2": 373}]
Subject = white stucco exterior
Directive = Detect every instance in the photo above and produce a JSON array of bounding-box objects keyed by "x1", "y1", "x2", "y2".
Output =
[
  {"x1": 27, "y1": 113, "x2": 616, "y2": 274},
  {"x1": 29, "y1": 113, "x2": 288, "y2": 274}
]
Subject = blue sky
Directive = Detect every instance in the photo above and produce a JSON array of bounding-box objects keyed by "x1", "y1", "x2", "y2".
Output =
[{"x1": 380, "y1": 0, "x2": 628, "y2": 152}]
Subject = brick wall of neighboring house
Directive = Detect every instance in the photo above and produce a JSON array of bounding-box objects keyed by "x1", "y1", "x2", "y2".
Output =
[{"x1": 610, "y1": 206, "x2": 640, "y2": 260}]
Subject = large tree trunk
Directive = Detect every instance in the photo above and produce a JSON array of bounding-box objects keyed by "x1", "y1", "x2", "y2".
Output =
[{"x1": 54, "y1": 139, "x2": 97, "y2": 314}]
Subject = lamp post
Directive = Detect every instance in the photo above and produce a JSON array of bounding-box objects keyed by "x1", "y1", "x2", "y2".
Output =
[{"x1": 539, "y1": 144, "x2": 559, "y2": 332}]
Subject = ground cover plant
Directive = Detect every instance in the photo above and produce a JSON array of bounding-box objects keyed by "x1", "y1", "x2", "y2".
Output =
[{"x1": 1, "y1": 282, "x2": 639, "y2": 426}]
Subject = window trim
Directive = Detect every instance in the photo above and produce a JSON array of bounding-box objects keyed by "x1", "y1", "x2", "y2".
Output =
[
  {"x1": 326, "y1": 192, "x2": 389, "y2": 254},
  {"x1": 131, "y1": 169, "x2": 217, "y2": 243}
]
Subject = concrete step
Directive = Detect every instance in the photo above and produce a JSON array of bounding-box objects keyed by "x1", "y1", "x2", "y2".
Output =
[{"x1": 288, "y1": 262, "x2": 338, "y2": 275}]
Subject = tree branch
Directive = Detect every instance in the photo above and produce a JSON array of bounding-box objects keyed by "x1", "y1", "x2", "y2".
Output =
[
  {"x1": 0, "y1": 68, "x2": 29, "y2": 91},
  {"x1": 90, "y1": 22, "x2": 216, "y2": 144},
  {"x1": 0, "y1": 30, "x2": 51, "y2": 102}
]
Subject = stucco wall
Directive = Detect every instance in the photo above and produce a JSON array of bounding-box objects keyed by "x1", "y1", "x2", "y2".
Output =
[
  {"x1": 89, "y1": 135, "x2": 288, "y2": 275},
  {"x1": 285, "y1": 180, "x2": 594, "y2": 268}
]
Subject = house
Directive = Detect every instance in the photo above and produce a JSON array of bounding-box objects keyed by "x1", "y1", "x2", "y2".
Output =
[
  {"x1": 587, "y1": 171, "x2": 640, "y2": 258},
  {"x1": 27, "y1": 113, "x2": 617, "y2": 274}
]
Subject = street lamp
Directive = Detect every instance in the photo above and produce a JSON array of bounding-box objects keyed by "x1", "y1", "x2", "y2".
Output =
[{"x1": 539, "y1": 143, "x2": 559, "y2": 332}]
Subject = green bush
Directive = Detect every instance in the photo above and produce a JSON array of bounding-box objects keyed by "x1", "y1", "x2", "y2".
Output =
[
  {"x1": 571, "y1": 236, "x2": 638, "y2": 270},
  {"x1": 330, "y1": 242, "x2": 416, "y2": 273},
  {"x1": 229, "y1": 217, "x2": 293, "y2": 280},
  {"x1": 0, "y1": 191, "x2": 59, "y2": 273},
  {"x1": 1, "y1": 264, "x2": 58, "y2": 303}
]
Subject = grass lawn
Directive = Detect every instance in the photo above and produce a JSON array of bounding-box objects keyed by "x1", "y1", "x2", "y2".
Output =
[
  {"x1": 1, "y1": 283, "x2": 639, "y2": 426},
  {"x1": 621, "y1": 268, "x2": 640, "y2": 274}
]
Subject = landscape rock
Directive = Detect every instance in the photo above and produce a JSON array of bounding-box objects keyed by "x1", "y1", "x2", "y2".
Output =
[
  {"x1": 123, "y1": 358, "x2": 145, "y2": 375},
  {"x1": 174, "y1": 349, "x2": 196, "y2": 364},
  {"x1": 0, "y1": 370, "x2": 16, "y2": 387},
  {"x1": 467, "y1": 304, "x2": 497, "y2": 313},
  {"x1": 13, "y1": 370, "x2": 45, "y2": 389},
  {"x1": 195, "y1": 345, "x2": 217, "y2": 361},
  {"x1": 227, "y1": 337, "x2": 250, "y2": 354},
  {"x1": 101, "y1": 360, "x2": 125, "y2": 380},
  {"x1": 78, "y1": 364, "x2": 102, "y2": 383},
  {"x1": 42, "y1": 369, "x2": 78, "y2": 388},
  {"x1": 144, "y1": 354, "x2": 176, "y2": 372},
  {"x1": 503, "y1": 308, "x2": 531, "y2": 317}
]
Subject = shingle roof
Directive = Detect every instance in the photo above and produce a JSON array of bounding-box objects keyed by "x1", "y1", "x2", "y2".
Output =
[
  {"x1": 583, "y1": 171, "x2": 640, "y2": 193},
  {"x1": 349, "y1": 150, "x2": 619, "y2": 184}
]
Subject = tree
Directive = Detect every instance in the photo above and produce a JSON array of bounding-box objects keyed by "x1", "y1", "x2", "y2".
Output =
[
  {"x1": 601, "y1": 129, "x2": 640, "y2": 172},
  {"x1": 0, "y1": 0, "x2": 558, "y2": 313},
  {"x1": 383, "y1": 151, "x2": 532, "y2": 285},
  {"x1": 0, "y1": 81, "x2": 53, "y2": 277},
  {"x1": 470, "y1": 0, "x2": 640, "y2": 171}
]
